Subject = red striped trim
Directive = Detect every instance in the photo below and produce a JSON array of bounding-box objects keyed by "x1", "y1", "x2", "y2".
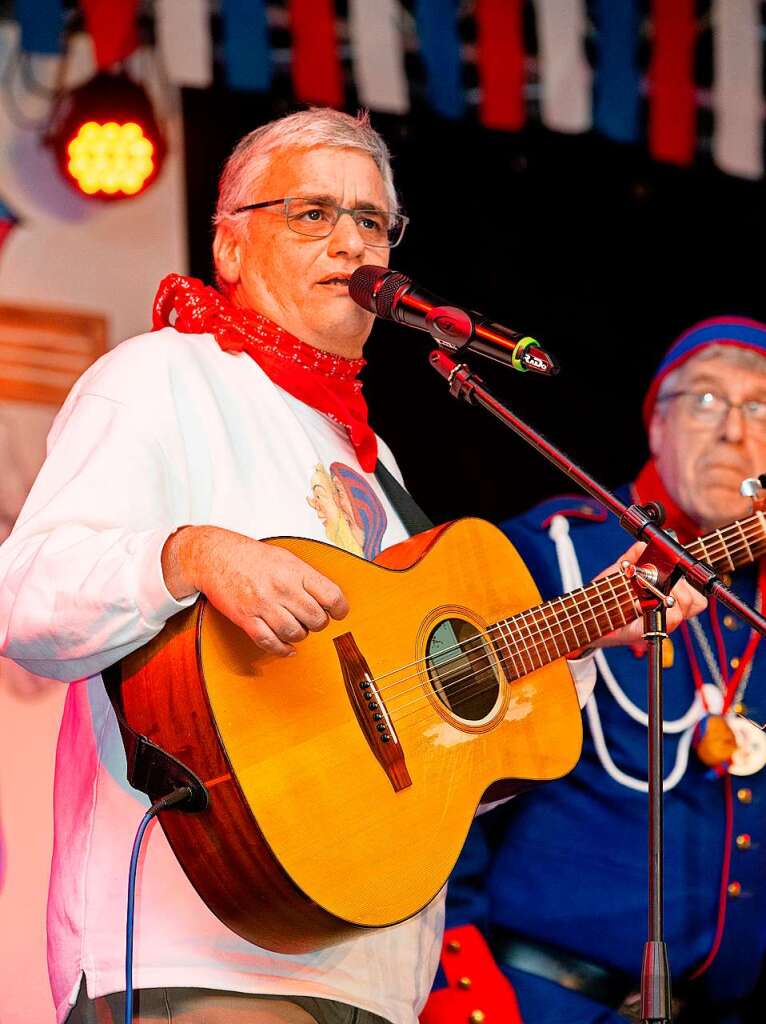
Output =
[
  {"x1": 648, "y1": 0, "x2": 696, "y2": 166},
  {"x1": 540, "y1": 507, "x2": 608, "y2": 530},
  {"x1": 688, "y1": 775, "x2": 734, "y2": 978},
  {"x1": 476, "y1": 0, "x2": 525, "y2": 131},
  {"x1": 289, "y1": 0, "x2": 344, "y2": 108}
]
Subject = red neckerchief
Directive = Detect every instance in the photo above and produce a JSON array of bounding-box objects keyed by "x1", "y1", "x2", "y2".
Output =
[
  {"x1": 631, "y1": 458, "x2": 701, "y2": 544},
  {"x1": 152, "y1": 274, "x2": 378, "y2": 471},
  {"x1": 633, "y1": 458, "x2": 764, "y2": 707}
]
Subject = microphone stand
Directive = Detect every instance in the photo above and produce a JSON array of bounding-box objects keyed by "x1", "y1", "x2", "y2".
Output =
[{"x1": 428, "y1": 349, "x2": 766, "y2": 1024}]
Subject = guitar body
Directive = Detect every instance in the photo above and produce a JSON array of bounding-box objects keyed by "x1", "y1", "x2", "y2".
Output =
[{"x1": 116, "y1": 517, "x2": 582, "y2": 952}]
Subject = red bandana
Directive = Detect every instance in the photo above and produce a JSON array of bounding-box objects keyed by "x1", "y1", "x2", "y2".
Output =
[
  {"x1": 152, "y1": 274, "x2": 378, "y2": 471},
  {"x1": 632, "y1": 458, "x2": 701, "y2": 544}
]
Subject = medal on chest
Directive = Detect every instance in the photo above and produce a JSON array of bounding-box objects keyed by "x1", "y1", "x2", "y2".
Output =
[{"x1": 684, "y1": 573, "x2": 766, "y2": 777}]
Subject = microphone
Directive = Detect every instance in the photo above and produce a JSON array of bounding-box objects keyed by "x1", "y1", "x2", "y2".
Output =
[{"x1": 349, "y1": 266, "x2": 558, "y2": 376}]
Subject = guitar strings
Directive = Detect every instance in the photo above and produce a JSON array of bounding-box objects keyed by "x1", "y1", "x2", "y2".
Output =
[
  {"x1": 390, "y1": 549, "x2": 766, "y2": 735},
  {"x1": 376, "y1": 583, "x2": 637, "y2": 708},
  {"x1": 384, "y1": 585, "x2": 635, "y2": 711},
  {"x1": 378, "y1": 536, "x2": 766, "y2": 729},
  {"x1": 366, "y1": 526, "x2": 765, "y2": 702},
  {"x1": 388, "y1": 591, "x2": 637, "y2": 726}
]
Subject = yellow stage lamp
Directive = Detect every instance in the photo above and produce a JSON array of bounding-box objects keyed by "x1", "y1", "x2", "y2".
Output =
[{"x1": 47, "y1": 72, "x2": 165, "y2": 200}]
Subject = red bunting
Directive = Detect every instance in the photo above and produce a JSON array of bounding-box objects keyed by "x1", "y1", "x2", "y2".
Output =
[
  {"x1": 81, "y1": 0, "x2": 139, "y2": 70},
  {"x1": 648, "y1": 0, "x2": 697, "y2": 166},
  {"x1": 289, "y1": 0, "x2": 343, "y2": 109},
  {"x1": 476, "y1": 0, "x2": 525, "y2": 131}
]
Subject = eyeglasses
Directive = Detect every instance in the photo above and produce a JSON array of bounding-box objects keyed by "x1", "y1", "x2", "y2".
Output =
[
  {"x1": 231, "y1": 196, "x2": 409, "y2": 249},
  {"x1": 658, "y1": 389, "x2": 766, "y2": 429}
]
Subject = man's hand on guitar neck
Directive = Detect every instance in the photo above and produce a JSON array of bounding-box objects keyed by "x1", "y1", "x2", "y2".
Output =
[
  {"x1": 161, "y1": 525, "x2": 349, "y2": 657},
  {"x1": 590, "y1": 541, "x2": 708, "y2": 650}
]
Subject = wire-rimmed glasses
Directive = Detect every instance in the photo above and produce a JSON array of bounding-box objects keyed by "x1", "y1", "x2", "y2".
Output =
[{"x1": 231, "y1": 196, "x2": 409, "y2": 249}]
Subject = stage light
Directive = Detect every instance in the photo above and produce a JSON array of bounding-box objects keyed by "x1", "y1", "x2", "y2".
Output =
[{"x1": 47, "y1": 72, "x2": 165, "y2": 200}]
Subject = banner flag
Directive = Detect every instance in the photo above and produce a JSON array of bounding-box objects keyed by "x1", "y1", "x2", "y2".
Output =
[
  {"x1": 648, "y1": 0, "x2": 696, "y2": 166},
  {"x1": 593, "y1": 0, "x2": 641, "y2": 144},
  {"x1": 476, "y1": 0, "x2": 525, "y2": 131},
  {"x1": 81, "y1": 0, "x2": 139, "y2": 70},
  {"x1": 535, "y1": 0, "x2": 591, "y2": 134},
  {"x1": 221, "y1": 0, "x2": 272, "y2": 91},
  {"x1": 289, "y1": 0, "x2": 344, "y2": 108},
  {"x1": 156, "y1": 0, "x2": 212, "y2": 88},
  {"x1": 712, "y1": 0, "x2": 763, "y2": 179},
  {"x1": 414, "y1": 0, "x2": 464, "y2": 120},
  {"x1": 15, "y1": 0, "x2": 64, "y2": 55},
  {"x1": 349, "y1": 0, "x2": 409, "y2": 115}
]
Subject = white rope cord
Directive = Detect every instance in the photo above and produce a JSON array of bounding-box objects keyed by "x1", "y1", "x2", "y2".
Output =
[{"x1": 548, "y1": 514, "x2": 703, "y2": 792}]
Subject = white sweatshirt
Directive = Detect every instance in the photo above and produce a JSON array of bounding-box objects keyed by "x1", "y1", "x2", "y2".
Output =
[
  {"x1": 0, "y1": 327, "x2": 594, "y2": 1024},
  {"x1": 0, "y1": 328, "x2": 443, "y2": 1024}
]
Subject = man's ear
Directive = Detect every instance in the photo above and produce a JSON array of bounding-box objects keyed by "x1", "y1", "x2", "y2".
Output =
[
  {"x1": 648, "y1": 409, "x2": 665, "y2": 459},
  {"x1": 213, "y1": 225, "x2": 242, "y2": 287}
]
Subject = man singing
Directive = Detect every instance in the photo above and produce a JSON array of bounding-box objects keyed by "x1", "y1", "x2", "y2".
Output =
[{"x1": 0, "y1": 108, "x2": 704, "y2": 1024}]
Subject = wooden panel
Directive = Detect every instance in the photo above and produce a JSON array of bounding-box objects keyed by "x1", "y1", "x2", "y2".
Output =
[{"x1": 0, "y1": 302, "x2": 107, "y2": 405}]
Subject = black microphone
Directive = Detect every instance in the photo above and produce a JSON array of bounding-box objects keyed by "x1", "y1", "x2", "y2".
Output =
[{"x1": 349, "y1": 265, "x2": 558, "y2": 376}]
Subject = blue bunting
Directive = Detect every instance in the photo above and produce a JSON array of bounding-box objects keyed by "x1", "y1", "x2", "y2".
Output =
[
  {"x1": 220, "y1": 0, "x2": 272, "y2": 92},
  {"x1": 15, "y1": 0, "x2": 64, "y2": 55},
  {"x1": 593, "y1": 0, "x2": 641, "y2": 144},
  {"x1": 414, "y1": 0, "x2": 465, "y2": 120}
]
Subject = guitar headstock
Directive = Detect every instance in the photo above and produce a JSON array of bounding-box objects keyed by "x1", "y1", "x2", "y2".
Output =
[{"x1": 740, "y1": 475, "x2": 766, "y2": 513}]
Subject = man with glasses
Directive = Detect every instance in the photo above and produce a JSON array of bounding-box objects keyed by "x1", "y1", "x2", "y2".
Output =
[
  {"x1": 431, "y1": 319, "x2": 766, "y2": 1024},
  {"x1": 0, "y1": 106, "x2": 420, "y2": 1024},
  {"x1": 0, "y1": 106, "x2": 704, "y2": 1024}
]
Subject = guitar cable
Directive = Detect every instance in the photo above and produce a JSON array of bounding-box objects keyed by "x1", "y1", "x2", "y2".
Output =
[{"x1": 124, "y1": 786, "x2": 193, "y2": 1024}]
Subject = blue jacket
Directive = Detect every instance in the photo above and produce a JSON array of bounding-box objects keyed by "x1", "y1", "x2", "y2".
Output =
[{"x1": 441, "y1": 489, "x2": 766, "y2": 1022}]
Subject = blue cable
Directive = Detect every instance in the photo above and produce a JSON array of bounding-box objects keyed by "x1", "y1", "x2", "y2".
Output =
[{"x1": 124, "y1": 788, "x2": 192, "y2": 1024}]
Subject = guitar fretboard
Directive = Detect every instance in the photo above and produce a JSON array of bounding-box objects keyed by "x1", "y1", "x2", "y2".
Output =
[{"x1": 492, "y1": 509, "x2": 766, "y2": 680}]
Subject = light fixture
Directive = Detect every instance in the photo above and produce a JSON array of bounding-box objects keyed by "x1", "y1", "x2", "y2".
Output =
[{"x1": 47, "y1": 71, "x2": 165, "y2": 200}]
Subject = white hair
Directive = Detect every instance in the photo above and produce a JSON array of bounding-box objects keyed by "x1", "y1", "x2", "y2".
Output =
[
  {"x1": 656, "y1": 343, "x2": 766, "y2": 407},
  {"x1": 213, "y1": 107, "x2": 398, "y2": 240}
]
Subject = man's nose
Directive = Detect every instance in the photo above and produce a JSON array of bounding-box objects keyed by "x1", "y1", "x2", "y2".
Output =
[
  {"x1": 327, "y1": 212, "x2": 365, "y2": 257},
  {"x1": 719, "y1": 403, "x2": 746, "y2": 442}
]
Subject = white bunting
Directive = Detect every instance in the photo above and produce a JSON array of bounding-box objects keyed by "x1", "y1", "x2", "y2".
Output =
[
  {"x1": 349, "y1": 0, "x2": 409, "y2": 115},
  {"x1": 156, "y1": 0, "x2": 213, "y2": 89},
  {"x1": 712, "y1": 0, "x2": 763, "y2": 179},
  {"x1": 535, "y1": 0, "x2": 591, "y2": 134}
]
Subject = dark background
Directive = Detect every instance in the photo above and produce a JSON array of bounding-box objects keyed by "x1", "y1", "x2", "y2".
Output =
[{"x1": 183, "y1": 91, "x2": 765, "y2": 529}]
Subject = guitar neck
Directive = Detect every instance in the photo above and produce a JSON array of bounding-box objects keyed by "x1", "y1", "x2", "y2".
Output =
[{"x1": 493, "y1": 510, "x2": 766, "y2": 679}]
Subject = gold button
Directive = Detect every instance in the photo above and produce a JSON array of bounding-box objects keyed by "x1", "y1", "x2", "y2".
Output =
[
  {"x1": 723, "y1": 615, "x2": 736, "y2": 629},
  {"x1": 446, "y1": 939, "x2": 462, "y2": 953},
  {"x1": 722, "y1": 573, "x2": 732, "y2": 587},
  {"x1": 738, "y1": 787, "x2": 753, "y2": 804},
  {"x1": 728, "y1": 880, "x2": 742, "y2": 897},
  {"x1": 468, "y1": 1012, "x2": 486, "y2": 1024},
  {"x1": 458, "y1": 977, "x2": 472, "y2": 990},
  {"x1": 734, "y1": 702, "x2": 747, "y2": 716},
  {"x1": 736, "y1": 833, "x2": 752, "y2": 850},
  {"x1": 730, "y1": 656, "x2": 741, "y2": 669}
]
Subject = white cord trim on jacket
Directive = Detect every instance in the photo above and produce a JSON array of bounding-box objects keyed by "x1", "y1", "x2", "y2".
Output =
[{"x1": 548, "y1": 514, "x2": 704, "y2": 792}]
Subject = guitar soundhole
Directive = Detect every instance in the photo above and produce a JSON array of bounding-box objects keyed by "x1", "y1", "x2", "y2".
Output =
[{"x1": 426, "y1": 618, "x2": 500, "y2": 722}]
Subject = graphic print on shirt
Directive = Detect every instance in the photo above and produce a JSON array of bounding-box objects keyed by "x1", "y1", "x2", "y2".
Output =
[{"x1": 306, "y1": 461, "x2": 387, "y2": 559}]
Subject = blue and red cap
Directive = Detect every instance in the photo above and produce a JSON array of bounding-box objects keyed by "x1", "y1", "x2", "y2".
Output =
[{"x1": 642, "y1": 315, "x2": 766, "y2": 429}]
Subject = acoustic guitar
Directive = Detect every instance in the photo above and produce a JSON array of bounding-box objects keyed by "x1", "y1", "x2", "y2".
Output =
[{"x1": 111, "y1": 510, "x2": 766, "y2": 953}]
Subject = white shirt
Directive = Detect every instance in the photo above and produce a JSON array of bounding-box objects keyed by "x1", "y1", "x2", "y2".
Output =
[
  {"x1": 0, "y1": 328, "x2": 440, "y2": 1024},
  {"x1": 0, "y1": 327, "x2": 594, "y2": 1024}
]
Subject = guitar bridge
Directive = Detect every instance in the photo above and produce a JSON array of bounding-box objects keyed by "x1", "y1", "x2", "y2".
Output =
[{"x1": 333, "y1": 632, "x2": 412, "y2": 792}]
